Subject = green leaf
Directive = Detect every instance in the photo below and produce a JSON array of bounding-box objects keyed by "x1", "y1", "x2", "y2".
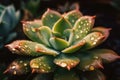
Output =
[
  {"x1": 23, "y1": 21, "x2": 52, "y2": 46},
  {"x1": 52, "y1": 17, "x2": 72, "y2": 37},
  {"x1": 41, "y1": 9, "x2": 61, "y2": 29},
  {"x1": 70, "y1": 16, "x2": 95, "y2": 44},
  {"x1": 89, "y1": 49, "x2": 120, "y2": 63},
  {"x1": 6, "y1": 40, "x2": 59, "y2": 56},
  {"x1": 62, "y1": 40, "x2": 85, "y2": 53},
  {"x1": 49, "y1": 37, "x2": 69, "y2": 50},
  {"x1": 81, "y1": 32, "x2": 105, "y2": 50},
  {"x1": 83, "y1": 70, "x2": 106, "y2": 80},
  {"x1": 91, "y1": 27, "x2": 111, "y2": 42},
  {"x1": 77, "y1": 52, "x2": 103, "y2": 71},
  {"x1": 54, "y1": 68, "x2": 79, "y2": 80},
  {"x1": 6, "y1": 5, "x2": 17, "y2": 29},
  {"x1": 64, "y1": 9, "x2": 82, "y2": 26},
  {"x1": 30, "y1": 56, "x2": 55, "y2": 73},
  {"x1": 34, "y1": 26, "x2": 52, "y2": 47},
  {"x1": 4, "y1": 58, "x2": 30, "y2": 75},
  {"x1": 54, "y1": 54, "x2": 80, "y2": 70}
]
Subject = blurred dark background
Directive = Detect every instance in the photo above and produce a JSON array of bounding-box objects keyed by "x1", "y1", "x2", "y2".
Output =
[{"x1": 0, "y1": 0, "x2": 120, "y2": 80}]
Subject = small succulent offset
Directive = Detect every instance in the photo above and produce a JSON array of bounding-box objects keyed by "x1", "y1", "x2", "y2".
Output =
[
  {"x1": 5, "y1": 7, "x2": 120, "y2": 80},
  {"x1": 0, "y1": 5, "x2": 20, "y2": 48}
]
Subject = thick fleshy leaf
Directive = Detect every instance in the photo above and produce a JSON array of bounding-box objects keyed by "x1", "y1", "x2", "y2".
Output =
[
  {"x1": 49, "y1": 37, "x2": 69, "y2": 50},
  {"x1": 34, "y1": 26, "x2": 52, "y2": 47},
  {"x1": 22, "y1": 20, "x2": 42, "y2": 43},
  {"x1": 89, "y1": 49, "x2": 120, "y2": 63},
  {"x1": 77, "y1": 52, "x2": 103, "y2": 71},
  {"x1": 82, "y1": 70, "x2": 106, "y2": 80},
  {"x1": 54, "y1": 54, "x2": 80, "y2": 70},
  {"x1": 62, "y1": 40, "x2": 85, "y2": 53},
  {"x1": 4, "y1": 58, "x2": 30, "y2": 75},
  {"x1": 91, "y1": 27, "x2": 111, "y2": 42},
  {"x1": 30, "y1": 56, "x2": 55, "y2": 73},
  {"x1": 81, "y1": 32, "x2": 105, "y2": 50},
  {"x1": 6, "y1": 5, "x2": 19, "y2": 29},
  {"x1": 23, "y1": 21, "x2": 52, "y2": 46},
  {"x1": 6, "y1": 40, "x2": 59, "y2": 56},
  {"x1": 54, "y1": 68, "x2": 79, "y2": 80},
  {"x1": 70, "y1": 16, "x2": 95, "y2": 44},
  {"x1": 52, "y1": 17, "x2": 72, "y2": 37},
  {"x1": 41, "y1": 9, "x2": 61, "y2": 29},
  {"x1": 64, "y1": 9, "x2": 82, "y2": 26}
]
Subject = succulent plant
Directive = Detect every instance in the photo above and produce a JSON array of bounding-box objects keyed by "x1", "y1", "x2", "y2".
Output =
[
  {"x1": 5, "y1": 7, "x2": 120, "y2": 80},
  {"x1": 0, "y1": 4, "x2": 20, "y2": 48}
]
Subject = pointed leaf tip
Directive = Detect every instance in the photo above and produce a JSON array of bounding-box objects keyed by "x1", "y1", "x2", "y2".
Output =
[
  {"x1": 54, "y1": 54, "x2": 80, "y2": 70},
  {"x1": 41, "y1": 9, "x2": 61, "y2": 29}
]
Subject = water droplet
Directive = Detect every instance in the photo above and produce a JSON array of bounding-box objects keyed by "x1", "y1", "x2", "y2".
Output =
[
  {"x1": 11, "y1": 65, "x2": 16, "y2": 69},
  {"x1": 25, "y1": 28, "x2": 29, "y2": 31},
  {"x1": 41, "y1": 69, "x2": 45, "y2": 72},
  {"x1": 61, "y1": 63, "x2": 67, "y2": 67},
  {"x1": 94, "y1": 56, "x2": 99, "y2": 59},
  {"x1": 13, "y1": 71, "x2": 17, "y2": 75},
  {"x1": 93, "y1": 42, "x2": 96, "y2": 45},
  {"x1": 31, "y1": 28, "x2": 35, "y2": 32},
  {"x1": 80, "y1": 31, "x2": 83, "y2": 33},
  {"x1": 80, "y1": 21, "x2": 83, "y2": 25},
  {"x1": 89, "y1": 65, "x2": 94, "y2": 71},
  {"x1": 32, "y1": 63, "x2": 39, "y2": 68},
  {"x1": 48, "y1": 67, "x2": 51, "y2": 69},
  {"x1": 25, "y1": 45, "x2": 28, "y2": 48},
  {"x1": 86, "y1": 23, "x2": 89, "y2": 26},
  {"x1": 83, "y1": 24, "x2": 86, "y2": 26},
  {"x1": 24, "y1": 63, "x2": 27, "y2": 66},
  {"x1": 70, "y1": 63, "x2": 74, "y2": 66},
  {"x1": 76, "y1": 35, "x2": 79, "y2": 39},
  {"x1": 85, "y1": 20, "x2": 88, "y2": 23},
  {"x1": 20, "y1": 61, "x2": 23, "y2": 63},
  {"x1": 50, "y1": 15, "x2": 53, "y2": 18},
  {"x1": 90, "y1": 37, "x2": 95, "y2": 41},
  {"x1": 78, "y1": 25, "x2": 81, "y2": 28},
  {"x1": 12, "y1": 48, "x2": 16, "y2": 51},
  {"x1": 95, "y1": 39, "x2": 98, "y2": 42},
  {"x1": 72, "y1": 20, "x2": 74, "y2": 23}
]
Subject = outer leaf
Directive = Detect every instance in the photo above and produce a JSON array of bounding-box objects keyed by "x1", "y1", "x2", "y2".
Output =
[
  {"x1": 91, "y1": 27, "x2": 111, "y2": 42},
  {"x1": 30, "y1": 56, "x2": 55, "y2": 73},
  {"x1": 41, "y1": 9, "x2": 61, "y2": 29},
  {"x1": 54, "y1": 54, "x2": 80, "y2": 70},
  {"x1": 89, "y1": 49, "x2": 120, "y2": 63},
  {"x1": 64, "y1": 9, "x2": 82, "y2": 26},
  {"x1": 6, "y1": 5, "x2": 17, "y2": 29},
  {"x1": 6, "y1": 40, "x2": 59, "y2": 56},
  {"x1": 82, "y1": 70, "x2": 106, "y2": 80},
  {"x1": 62, "y1": 40, "x2": 85, "y2": 53},
  {"x1": 77, "y1": 52, "x2": 103, "y2": 71},
  {"x1": 54, "y1": 68, "x2": 79, "y2": 80},
  {"x1": 49, "y1": 37, "x2": 69, "y2": 50},
  {"x1": 4, "y1": 58, "x2": 30, "y2": 75},
  {"x1": 81, "y1": 32, "x2": 105, "y2": 50},
  {"x1": 52, "y1": 17, "x2": 72, "y2": 37},
  {"x1": 70, "y1": 16, "x2": 95, "y2": 44},
  {"x1": 23, "y1": 21, "x2": 52, "y2": 46}
]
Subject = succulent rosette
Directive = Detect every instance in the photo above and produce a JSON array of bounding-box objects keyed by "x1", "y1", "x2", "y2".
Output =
[
  {"x1": 5, "y1": 8, "x2": 120, "y2": 80},
  {"x1": 0, "y1": 5, "x2": 20, "y2": 48}
]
